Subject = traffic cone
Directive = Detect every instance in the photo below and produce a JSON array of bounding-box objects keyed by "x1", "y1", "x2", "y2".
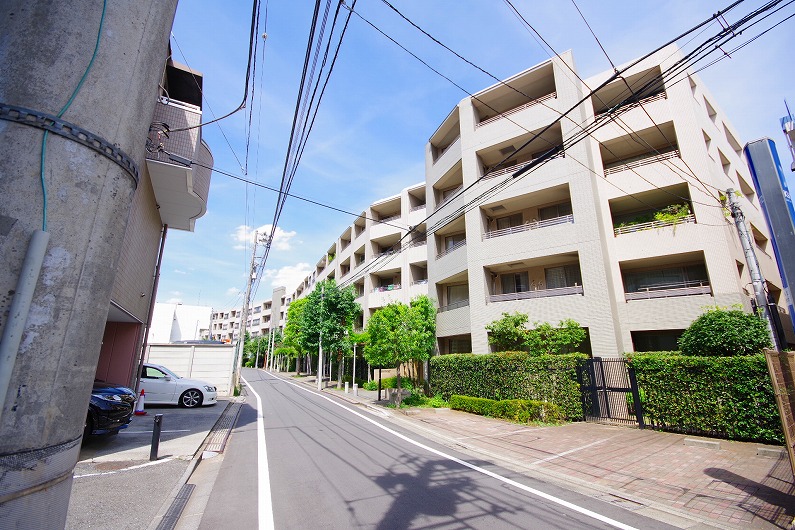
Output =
[{"x1": 134, "y1": 389, "x2": 147, "y2": 415}]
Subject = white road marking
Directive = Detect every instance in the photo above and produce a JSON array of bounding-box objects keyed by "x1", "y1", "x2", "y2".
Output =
[
  {"x1": 528, "y1": 437, "x2": 611, "y2": 466},
  {"x1": 241, "y1": 375, "x2": 275, "y2": 530},
  {"x1": 74, "y1": 457, "x2": 174, "y2": 478},
  {"x1": 270, "y1": 372, "x2": 639, "y2": 530},
  {"x1": 120, "y1": 429, "x2": 191, "y2": 434}
]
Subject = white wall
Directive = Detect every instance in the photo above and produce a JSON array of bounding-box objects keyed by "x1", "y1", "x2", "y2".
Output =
[{"x1": 146, "y1": 343, "x2": 235, "y2": 396}]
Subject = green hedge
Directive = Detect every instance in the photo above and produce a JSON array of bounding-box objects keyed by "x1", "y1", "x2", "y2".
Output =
[
  {"x1": 627, "y1": 352, "x2": 783, "y2": 444},
  {"x1": 362, "y1": 376, "x2": 413, "y2": 391},
  {"x1": 450, "y1": 395, "x2": 564, "y2": 423},
  {"x1": 430, "y1": 352, "x2": 586, "y2": 420}
]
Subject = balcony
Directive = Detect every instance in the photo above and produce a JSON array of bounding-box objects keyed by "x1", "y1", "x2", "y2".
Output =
[
  {"x1": 436, "y1": 185, "x2": 462, "y2": 210},
  {"x1": 438, "y1": 299, "x2": 469, "y2": 312},
  {"x1": 485, "y1": 214, "x2": 573, "y2": 239},
  {"x1": 614, "y1": 214, "x2": 694, "y2": 236},
  {"x1": 624, "y1": 280, "x2": 711, "y2": 301},
  {"x1": 477, "y1": 92, "x2": 556, "y2": 128},
  {"x1": 604, "y1": 149, "x2": 680, "y2": 176},
  {"x1": 436, "y1": 239, "x2": 466, "y2": 260},
  {"x1": 145, "y1": 98, "x2": 213, "y2": 231},
  {"x1": 489, "y1": 285, "x2": 583, "y2": 303},
  {"x1": 372, "y1": 284, "x2": 401, "y2": 293}
]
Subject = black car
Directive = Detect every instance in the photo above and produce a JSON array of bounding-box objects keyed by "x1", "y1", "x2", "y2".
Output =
[{"x1": 85, "y1": 382, "x2": 137, "y2": 438}]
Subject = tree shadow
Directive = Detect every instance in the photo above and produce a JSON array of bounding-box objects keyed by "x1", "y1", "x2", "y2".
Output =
[{"x1": 704, "y1": 466, "x2": 794, "y2": 527}]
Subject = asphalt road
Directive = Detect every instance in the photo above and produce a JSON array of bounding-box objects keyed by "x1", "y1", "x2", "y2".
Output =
[{"x1": 199, "y1": 369, "x2": 677, "y2": 529}]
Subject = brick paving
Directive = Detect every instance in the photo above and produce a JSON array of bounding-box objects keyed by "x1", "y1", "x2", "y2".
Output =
[{"x1": 301, "y1": 375, "x2": 795, "y2": 529}]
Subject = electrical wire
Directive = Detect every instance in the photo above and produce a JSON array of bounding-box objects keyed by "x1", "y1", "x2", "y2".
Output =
[{"x1": 39, "y1": 0, "x2": 107, "y2": 231}]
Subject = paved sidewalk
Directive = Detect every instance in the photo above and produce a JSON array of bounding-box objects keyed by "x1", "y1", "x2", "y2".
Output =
[{"x1": 284, "y1": 371, "x2": 794, "y2": 530}]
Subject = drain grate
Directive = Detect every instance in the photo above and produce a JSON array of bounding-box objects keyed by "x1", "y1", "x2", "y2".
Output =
[
  {"x1": 156, "y1": 483, "x2": 195, "y2": 530},
  {"x1": 204, "y1": 400, "x2": 243, "y2": 453}
]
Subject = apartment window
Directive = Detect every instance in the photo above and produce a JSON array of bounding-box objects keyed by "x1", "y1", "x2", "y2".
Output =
[
  {"x1": 449, "y1": 337, "x2": 472, "y2": 354},
  {"x1": 252, "y1": 318, "x2": 260, "y2": 326},
  {"x1": 445, "y1": 233, "x2": 465, "y2": 250},
  {"x1": 545, "y1": 265, "x2": 582, "y2": 289},
  {"x1": 496, "y1": 213, "x2": 523, "y2": 230},
  {"x1": 446, "y1": 284, "x2": 468, "y2": 304},
  {"x1": 539, "y1": 202, "x2": 572, "y2": 221},
  {"x1": 501, "y1": 271, "x2": 529, "y2": 294},
  {"x1": 624, "y1": 264, "x2": 708, "y2": 292},
  {"x1": 253, "y1": 306, "x2": 261, "y2": 313}
]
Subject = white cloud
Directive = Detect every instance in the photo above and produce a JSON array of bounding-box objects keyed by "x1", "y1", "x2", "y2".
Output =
[
  {"x1": 226, "y1": 287, "x2": 242, "y2": 296},
  {"x1": 164, "y1": 297, "x2": 182, "y2": 304},
  {"x1": 262, "y1": 263, "x2": 313, "y2": 293},
  {"x1": 174, "y1": 269, "x2": 187, "y2": 275},
  {"x1": 232, "y1": 224, "x2": 297, "y2": 251}
]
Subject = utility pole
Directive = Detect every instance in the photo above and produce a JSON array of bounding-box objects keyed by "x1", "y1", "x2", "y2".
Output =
[
  {"x1": 727, "y1": 189, "x2": 783, "y2": 350},
  {"x1": 233, "y1": 231, "x2": 261, "y2": 389},
  {"x1": 317, "y1": 284, "x2": 325, "y2": 391},
  {"x1": 0, "y1": 1, "x2": 179, "y2": 526}
]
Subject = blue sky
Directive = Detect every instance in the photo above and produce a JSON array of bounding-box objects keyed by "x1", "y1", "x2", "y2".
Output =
[{"x1": 159, "y1": 0, "x2": 794, "y2": 311}]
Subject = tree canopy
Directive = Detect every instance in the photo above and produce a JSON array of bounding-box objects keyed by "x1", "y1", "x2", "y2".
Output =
[
  {"x1": 485, "y1": 312, "x2": 586, "y2": 355},
  {"x1": 299, "y1": 279, "x2": 360, "y2": 358}
]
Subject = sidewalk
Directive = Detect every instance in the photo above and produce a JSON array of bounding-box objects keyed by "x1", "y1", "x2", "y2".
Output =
[{"x1": 288, "y1": 372, "x2": 794, "y2": 530}]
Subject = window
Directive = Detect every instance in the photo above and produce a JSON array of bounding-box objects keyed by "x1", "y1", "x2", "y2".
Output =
[
  {"x1": 496, "y1": 213, "x2": 523, "y2": 230},
  {"x1": 545, "y1": 264, "x2": 582, "y2": 289},
  {"x1": 447, "y1": 284, "x2": 469, "y2": 304},
  {"x1": 539, "y1": 202, "x2": 572, "y2": 221},
  {"x1": 624, "y1": 264, "x2": 708, "y2": 292},
  {"x1": 142, "y1": 366, "x2": 167, "y2": 379},
  {"x1": 445, "y1": 233, "x2": 465, "y2": 250},
  {"x1": 501, "y1": 272, "x2": 529, "y2": 294}
]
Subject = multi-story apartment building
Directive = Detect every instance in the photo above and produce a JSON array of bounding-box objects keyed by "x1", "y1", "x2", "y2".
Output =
[
  {"x1": 426, "y1": 45, "x2": 792, "y2": 356},
  {"x1": 212, "y1": 45, "x2": 792, "y2": 359},
  {"x1": 211, "y1": 184, "x2": 430, "y2": 338},
  {"x1": 211, "y1": 286, "x2": 286, "y2": 343}
]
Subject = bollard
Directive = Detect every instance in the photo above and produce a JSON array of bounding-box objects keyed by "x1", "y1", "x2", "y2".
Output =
[
  {"x1": 353, "y1": 383, "x2": 358, "y2": 396},
  {"x1": 150, "y1": 413, "x2": 163, "y2": 461},
  {"x1": 344, "y1": 382, "x2": 349, "y2": 393}
]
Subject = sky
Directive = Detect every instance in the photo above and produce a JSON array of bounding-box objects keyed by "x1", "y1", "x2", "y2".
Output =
[{"x1": 159, "y1": 0, "x2": 795, "y2": 312}]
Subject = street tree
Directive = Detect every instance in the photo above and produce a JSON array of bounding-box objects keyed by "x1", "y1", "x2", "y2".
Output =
[
  {"x1": 300, "y1": 279, "x2": 360, "y2": 382},
  {"x1": 283, "y1": 297, "x2": 308, "y2": 373},
  {"x1": 364, "y1": 296, "x2": 436, "y2": 404}
]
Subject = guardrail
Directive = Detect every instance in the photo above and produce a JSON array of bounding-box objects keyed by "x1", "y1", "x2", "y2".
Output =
[
  {"x1": 485, "y1": 214, "x2": 573, "y2": 239},
  {"x1": 489, "y1": 285, "x2": 583, "y2": 303}
]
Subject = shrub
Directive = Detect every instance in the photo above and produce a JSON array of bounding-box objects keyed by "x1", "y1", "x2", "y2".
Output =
[
  {"x1": 627, "y1": 352, "x2": 782, "y2": 444},
  {"x1": 362, "y1": 376, "x2": 413, "y2": 391},
  {"x1": 431, "y1": 352, "x2": 584, "y2": 420},
  {"x1": 678, "y1": 307, "x2": 771, "y2": 356},
  {"x1": 450, "y1": 395, "x2": 563, "y2": 423}
]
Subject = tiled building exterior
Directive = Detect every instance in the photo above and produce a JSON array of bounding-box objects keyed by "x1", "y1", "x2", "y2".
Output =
[{"x1": 212, "y1": 45, "x2": 792, "y2": 357}]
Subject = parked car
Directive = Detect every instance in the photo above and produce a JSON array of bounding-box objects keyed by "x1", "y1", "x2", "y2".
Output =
[
  {"x1": 85, "y1": 381, "x2": 137, "y2": 438},
  {"x1": 139, "y1": 363, "x2": 218, "y2": 408}
]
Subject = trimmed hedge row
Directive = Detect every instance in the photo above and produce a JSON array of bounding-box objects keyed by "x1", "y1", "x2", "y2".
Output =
[
  {"x1": 628, "y1": 353, "x2": 783, "y2": 444},
  {"x1": 449, "y1": 395, "x2": 564, "y2": 423},
  {"x1": 362, "y1": 376, "x2": 413, "y2": 391},
  {"x1": 430, "y1": 352, "x2": 586, "y2": 420}
]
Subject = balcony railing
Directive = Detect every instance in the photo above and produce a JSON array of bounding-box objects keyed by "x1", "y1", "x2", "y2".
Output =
[
  {"x1": 613, "y1": 214, "x2": 695, "y2": 236},
  {"x1": 436, "y1": 185, "x2": 463, "y2": 210},
  {"x1": 408, "y1": 238, "x2": 427, "y2": 248},
  {"x1": 477, "y1": 92, "x2": 557, "y2": 127},
  {"x1": 595, "y1": 91, "x2": 667, "y2": 119},
  {"x1": 436, "y1": 239, "x2": 466, "y2": 260},
  {"x1": 411, "y1": 279, "x2": 429, "y2": 286},
  {"x1": 484, "y1": 214, "x2": 573, "y2": 239},
  {"x1": 433, "y1": 135, "x2": 461, "y2": 162},
  {"x1": 603, "y1": 149, "x2": 680, "y2": 176},
  {"x1": 378, "y1": 213, "x2": 401, "y2": 224},
  {"x1": 372, "y1": 284, "x2": 402, "y2": 293},
  {"x1": 483, "y1": 148, "x2": 565, "y2": 180},
  {"x1": 624, "y1": 280, "x2": 711, "y2": 301},
  {"x1": 489, "y1": 285, "x2": 584, "y2": 303},
  {"x1": 438, "y1": 299, "x2": 469, "y2": 313}
]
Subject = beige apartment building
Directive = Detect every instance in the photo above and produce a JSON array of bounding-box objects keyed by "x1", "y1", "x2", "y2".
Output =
[
  {"x1": 212, "y1": 45, "x2": 791, "y2": 358},
  {"x1": 426, "y1": 45, "x2": 791, "y2": 356}
]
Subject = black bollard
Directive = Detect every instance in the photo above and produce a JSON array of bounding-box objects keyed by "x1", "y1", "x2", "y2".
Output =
[
  {"x1": 377, "y1": 368, "x2": 382, "y2": 401},
  {"x1": 150, "y1": 414, "x2": 163, "y2": 461}
]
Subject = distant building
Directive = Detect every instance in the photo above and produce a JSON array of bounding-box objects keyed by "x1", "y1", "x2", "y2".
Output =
[{"x1": 148, "y1": 303, "x2": 212, "y2": 343}]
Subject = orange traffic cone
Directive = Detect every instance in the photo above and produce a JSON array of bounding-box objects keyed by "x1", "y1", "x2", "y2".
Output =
[{"x1": 134, "y1": 389, "x2": 147, "y2": 415}]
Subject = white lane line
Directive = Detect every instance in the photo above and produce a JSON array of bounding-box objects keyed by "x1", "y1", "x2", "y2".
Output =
[
  {"x1": 241, "y1": 375, "x2": 275, "y2": 530},
  {"x1": 120, "y1": 429, "x2": 191, "y2": 434},
  {"x1": 74, "y1": 457, "x2": 174, "y2": 478},
  {"x1": 270, "y1": 373, "x2": 638, "y2": 530}
]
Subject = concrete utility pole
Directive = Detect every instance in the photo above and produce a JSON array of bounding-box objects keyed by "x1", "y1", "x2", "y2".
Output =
[
  {"x1": 234, "y1": 232, "x2": 261, "y2": 389},
  {"x1": 727, "y1": 189, "x2": 783, "y2": 351},
  {"x1": 0, "y1": 1, "x2": 179, "y2": 526}
]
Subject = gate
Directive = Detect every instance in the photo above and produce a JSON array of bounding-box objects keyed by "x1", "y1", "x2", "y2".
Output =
[{"x1": 577, "y1": 358, "x2": 645, "y2": 428}]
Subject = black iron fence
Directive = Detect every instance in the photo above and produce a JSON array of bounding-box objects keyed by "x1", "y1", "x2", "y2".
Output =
[{"x1": 577, "y1": 358, "x2": 645, "y2": 428}]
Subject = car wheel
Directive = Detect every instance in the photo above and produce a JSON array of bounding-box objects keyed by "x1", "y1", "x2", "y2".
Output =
[{"x1": 179, "y1": 389, "x2": 203, "y2": 408}]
